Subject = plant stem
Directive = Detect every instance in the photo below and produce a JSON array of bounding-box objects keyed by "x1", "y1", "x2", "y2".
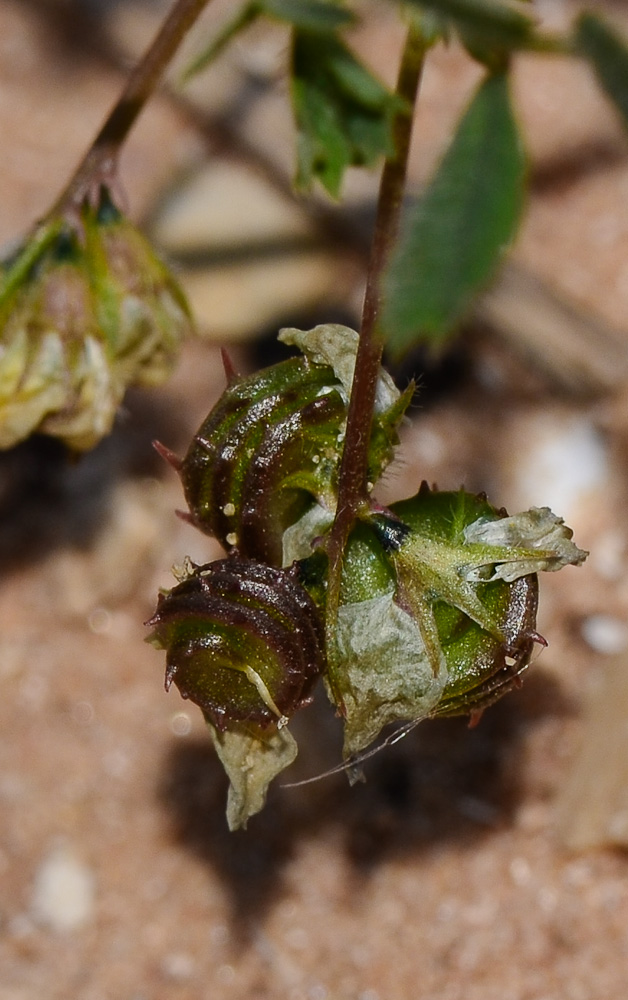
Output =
[
  {"x1": 54, "y1": 0, "x2": 213, "y2": 214},
  {"x1": 325, "y1": 22, "x2": 427, "y2": 699}
]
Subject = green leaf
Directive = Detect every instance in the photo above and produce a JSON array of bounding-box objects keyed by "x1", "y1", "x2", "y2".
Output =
[
  {"x1": 263, "y1": 0, "x2": 355, "y2": 30},
  {"x1": 382, "y1": 71, "x2": 525, "y2": 356},
  {"x1": 291, "y1": 30, "x2": 406, "y2": 196},
  {"x1": 576, "y1": 14, "x2": 628, "y2": 128},
  {"x1": 182, "y1": 0, "x2": 353, "y2": 83},
  {"x1": 182, "y1": 3, "x2": 260, "y2": 83},
  {"x1": 404, "y1": 0, "x2": 535, "y2": 51}
]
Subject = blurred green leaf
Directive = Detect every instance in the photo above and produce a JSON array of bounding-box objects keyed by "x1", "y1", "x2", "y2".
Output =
[
  {"x1": 182, "y1": 2, "x2": 259, "y2": 82},
  {"x1": 576, "y1": 13, "x2": 628, "y2": 127},
  {"x1": 403, "y1": 0, "x2": 535, "y2": 50},
  {"x1": 291, "y1": 31, "x2": 406, "y2": 196},
  {"x1": 382, "y1": 71, "x2": 525, "y2": 356},
  {"x1": 264, "y1": 0, "x2": 355, "y2": 30},
  {"x1": 182, "y1": 0, "x2": 353, "y2": 83}
]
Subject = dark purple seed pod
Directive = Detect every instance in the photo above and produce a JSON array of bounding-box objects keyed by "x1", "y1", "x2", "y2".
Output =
[{"x1": 146, "y1": 557, "x2": 325, "y2": 731}]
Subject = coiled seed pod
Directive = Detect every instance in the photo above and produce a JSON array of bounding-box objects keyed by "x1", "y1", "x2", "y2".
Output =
[
  {"x1": 146, "y1": 557, "x2": 325, "y2": 731},
  {"x1": 180, "y1": 357, "x2": 346, "y2": 565},
  {"x1": 177, "y1": 324, "x2": 412, "y2": 566}
]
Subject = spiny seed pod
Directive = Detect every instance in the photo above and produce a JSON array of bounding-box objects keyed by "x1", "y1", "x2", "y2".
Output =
[
  {"x1": 146, "y1": 557, "x2": 325, "y2": 731},
  {"x1": 0, "y1": 189, "x2": 191, "y2": 451},
  {"x1": 176, "y1": 324, "x2": 412, "y2": 565},
  {"x1": 179, "y1": 356, "x2": 346, "y2": 566}
]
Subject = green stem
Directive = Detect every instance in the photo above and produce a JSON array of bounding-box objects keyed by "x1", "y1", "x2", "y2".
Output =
[
  {"x1": 54, "y1": 0, "x2": 214, "y2": 214},
  {"x1": 325, "y1": 22, "x2": 428, "y2": 702}
]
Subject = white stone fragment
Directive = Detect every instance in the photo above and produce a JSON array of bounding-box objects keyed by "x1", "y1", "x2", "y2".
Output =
[
  {"x1": 581, "y1": 614, "x2": 628, "y2": 655},
  {"x1": 31, "y1": 844, "x2": 95, "y2": 932}
]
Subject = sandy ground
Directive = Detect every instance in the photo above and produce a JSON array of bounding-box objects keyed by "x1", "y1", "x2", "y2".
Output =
[{"x1": 3, "y1": 2, "x2": 628, "y2": 998}]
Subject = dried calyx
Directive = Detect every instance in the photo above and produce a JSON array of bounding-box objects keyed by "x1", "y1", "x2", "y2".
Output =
[
  {"x1": 149, "y1": 325, "x2": 587, "y2": 829},
  {"x1": 0, "y1": 188, "x2": 191, "y2": 451}
]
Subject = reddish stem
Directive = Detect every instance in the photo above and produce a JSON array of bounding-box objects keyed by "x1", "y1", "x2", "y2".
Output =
[
  {"x1": 325, "y1": 24, "x2": 427, "y2": 694},
  {"x1": 54, "y1": 0, "x2": 213, "y2": 214}
]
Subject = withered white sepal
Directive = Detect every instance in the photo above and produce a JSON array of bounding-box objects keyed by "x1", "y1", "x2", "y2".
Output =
[
  {"x1": 207, "y1": 721, "x2": 298, "y2": 831},
  {"x1": 463, "y1": 507, "x2": 588, "y2": 583},
  {"x1": 278, "y1": 323, "x2": 399, "y2": 413}
]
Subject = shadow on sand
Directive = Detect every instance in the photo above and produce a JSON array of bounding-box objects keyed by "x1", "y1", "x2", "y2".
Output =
[{"x1": 158, "y1": 669, "x2": 573, "y2": 942}]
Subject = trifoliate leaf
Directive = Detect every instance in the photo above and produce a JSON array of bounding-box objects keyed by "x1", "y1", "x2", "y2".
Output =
[
  {"x1": 382, "y1": 71, "x2": 526, "y2": 356},
  {"x1": 576, "y1": 14, "x2": 628, "y2": 129},
  {"x1": 462, "y1": 506, "x2": 589, "y2": 582},
  {"x1": 291, "y1": 30, "x2": 406, "y2": 196},
  {"x1": 208, "y1": 720, "x2": 298, "y2": 830}
]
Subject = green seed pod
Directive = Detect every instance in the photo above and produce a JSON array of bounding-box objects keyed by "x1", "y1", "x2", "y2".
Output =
[
  {"x1": 0, "y1": 189, "x2": 191, "y2": 451},
  {"x1": 330, "y1": 487, "x2": 543, "y2": 756},
  {"x1": 146, "y1": 557, "x2": 325, "y2": 731},
  {"x1": 178, "y1": 324, "x2": 412, "y2": 565},
  {"x1": 389, "y1": 486, "x2": 540, "y2": 721}
]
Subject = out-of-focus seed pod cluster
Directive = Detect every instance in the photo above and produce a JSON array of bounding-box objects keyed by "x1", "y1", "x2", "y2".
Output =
[
  {"x1": 149, "y1": 324, "x2": 587, "y2": 829},
  {"x1": 0, "y1": 189, "x2": 191, "y2": 451}
]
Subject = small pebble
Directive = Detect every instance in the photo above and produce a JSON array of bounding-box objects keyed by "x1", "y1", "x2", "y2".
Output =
[
  {"x1": 581, "y1": 614, "x2": 628, "y2": 655},
  {"x1": 161, "y1": 951, "x2": 196, "y2": 982},
  {"x1": 31, "y1": 844, "x2": 95, "y2": 932}
]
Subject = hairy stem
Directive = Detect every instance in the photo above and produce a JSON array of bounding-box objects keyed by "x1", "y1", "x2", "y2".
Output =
[
  {"x1": 325, "y1": 23, "x2": 427, "y2": 700},
  {"x1": 55, "y1": 0, "x2": 213, "y2": 213}
]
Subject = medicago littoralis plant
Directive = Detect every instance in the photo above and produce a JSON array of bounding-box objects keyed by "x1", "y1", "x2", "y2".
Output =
[{"x1": 6, "y1": 0, "x2": 626, "y2": 827}]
